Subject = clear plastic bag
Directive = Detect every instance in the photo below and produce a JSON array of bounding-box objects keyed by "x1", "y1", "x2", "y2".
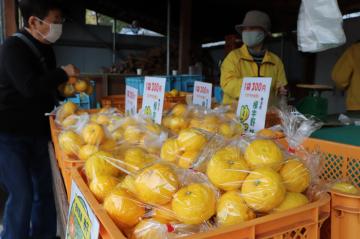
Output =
[
  {"x1": 163, "y1": 103, "x2": 243, "y2": 138},
  {"x1": 297, "y1": 0, "x2": 346, "y2": 53}
]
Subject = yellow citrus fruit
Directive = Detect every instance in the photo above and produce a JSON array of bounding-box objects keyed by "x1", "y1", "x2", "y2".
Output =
[
  {"x1": 177, "y1": 129, "x2": 207, "y2": 152},
  {"x1": 256, "y1": 129, "x2": 284, "y2": 139},
  {"x1": 119, "y1": 175, "x2": 137, "y2": 195},
  {"x1": 169, "y1": 89, "x2": 179, "y2": 97},
  {"x1": 189, "y1": 118, "x2": 202, "y2": 129},
  {"x1": 61, "y1": 115, "x2": 78, "y2": 128},
  {"x1": 332, "y1": 182, "x2": 360, "y2": 195},
  {"x1": 204, "y1": 115, "x2": 220, "y2": 124},
  {"x1": 144, "y1": 120, "x2": 162, "y2": 135},
  {"x1": 111, "y1": 128, "x2": 124, "y2": 141},
  {"x1": 167, "y1": 116, "x2": 188, "y2": 133},
  {"x1": 132, "y1": 218, "x2": 168, "y2": 239},
  {"x1": 219, "y1": 123, "x2": 235, "y2": 138},
  {"x1": 57, "y1": 101, "x2": 77, "y2": 122},
  {"x1": 121, "y1": 117, "x2": 138, "y2": 130},
  {"x1": 244, "y1": 139, "x2": 284, "y2": 170},
  {"x1": 160, "y1": 139, "x2": 182, "y2": 163},
  {"x1": 96, "y1": 114, "x2": 110, "y2": 126},
  {"x1": 74, "y1": 79, "x2": 88, "y2": 92},
  {"x1": 162, "y1": 116, "x2": 172, "y2": 129},
  {"x1": 178, "y1": 151, "x2": 199, "y2": 169},
  {"x1": 89, "y1": 175, "x2": 119, "y2": 203},
  {"x1": 172, "y1": 104, "x2": 187, "y2": 117},
  {"x1": 207, "y1": 147, "x2": 249, "y2": 191},
  {"x1": 134, "y1": 163, "x2": 179, "y2": 205},
  {"x1": 241, "y1": 167, "x2": 286, "y2": 212},
  {"x1": 152, "y1": 203, "x2": 178, "y2": 223},
  {"x1": 272, "y1": 192, "x2": 309, "y2": 213},
  {"x1": 124, "y1": 126, "x2": 143, "y2": 144},
  {"x1": 104, "y1": 187, "x2": 145, "y2": 228},
  {"x1": 199, "y1": 123, "x2": 218, "y2": 133},
  {"x1": 85, "y1": 151, "x2": 120, "y2": 180},
  {"x1": 100, "y1": 139, "x2": 117, "y2": 152},
  {"x1": 172, "y1": 183, "x2": 216, "y2": 225},
  {"x1": 217, "y1": 191, "x2": 256, "y2": 226},
  {"x1": 58, "y1": 130, "x2": 84, "y2": 157},
  {"x1": 124, "y1": 147, "x2": 155, "y2": 173},
  {"x1": 78, "y1": 144, "x2": 99, "y2": 161},
  {"x1": 82, "y1": 123, "x2": 106, "y2": 145},
  {"x1": 280, "y1": 159, "x2": 311, "y2": 193}
]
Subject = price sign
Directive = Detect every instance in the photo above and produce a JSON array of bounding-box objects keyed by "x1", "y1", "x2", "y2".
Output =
[
  {"x1": 125, "y1": 85, "x2": 138, "y2": 116},
  {"x1": 236, "y1": 77, "x2": 272, "y2": 133},
  {"x1": 141, "y1": 77, "x2": 166, "y2": 124},
  {"x1": 193, "y1": 81, "x2": 212, "y2": 109},
  {"x1": 66, "y1": 181, "x2": 99, "y2": 239}
]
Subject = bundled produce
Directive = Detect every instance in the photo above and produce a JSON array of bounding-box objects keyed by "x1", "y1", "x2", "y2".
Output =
[
  {"x1": 55, "y1": 103, "x2": 167, "y2": 162},
  {"x1": 163, "y1": 104, "x2": 243, "y2": 138},
  {"x1": 53, "y1": 103, "x2": 331, "y2": 238},
  {"x1": 58, "y1": 76, "x2": 93, "y2": 97}
]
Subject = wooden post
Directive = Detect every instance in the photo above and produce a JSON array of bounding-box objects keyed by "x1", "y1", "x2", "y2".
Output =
[
  {"x1": 178, "y1": 0, "x2": 192, "y2": 74},
  {"x1": 4, "y1": 0, "x2": 17, "y2": 37}
]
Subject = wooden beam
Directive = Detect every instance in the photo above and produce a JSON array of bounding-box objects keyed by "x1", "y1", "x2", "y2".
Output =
[
  {"x1": 4, "y1": 0, "x2": 17, "y2": 37},
  {"x1": 178, "y1": 0, "x2": 192, "y2": 74}
]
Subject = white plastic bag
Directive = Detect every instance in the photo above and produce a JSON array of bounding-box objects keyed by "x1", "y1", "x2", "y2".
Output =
[{"x1": 297, "y1": 0, "x2": 346, "y2": 53}]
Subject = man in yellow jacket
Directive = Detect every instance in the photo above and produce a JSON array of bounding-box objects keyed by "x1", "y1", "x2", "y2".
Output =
[
  {"x1": 332, "y1": 43, "x2": 360, "y2": 112},
  {"x1": 221, "y1": 10, "x2": 288, "y2": 106}
]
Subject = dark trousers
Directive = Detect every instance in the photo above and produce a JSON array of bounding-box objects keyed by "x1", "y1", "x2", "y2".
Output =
[{"x1": 0, "y1": 133, "x2": 56, "y2": 239}]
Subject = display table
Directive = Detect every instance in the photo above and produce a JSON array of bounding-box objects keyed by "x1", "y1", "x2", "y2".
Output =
[
  {"x1": 311, "y1": 125, "x2": 360, "y2": 146},
  {"x1": 48, "y1": 142, "x2": 68, "y2": 238}
]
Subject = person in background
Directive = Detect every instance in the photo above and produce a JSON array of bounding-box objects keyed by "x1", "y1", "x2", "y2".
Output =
[
  {"x1": 220, "y1": 10, "x2": 288, "y2": 106},
  {"x1": 332, "y1": 42, "x2": 360, "y2": 113},
  {"x1": 0, "y1": 0, "x2": 79, "y2": 238}
]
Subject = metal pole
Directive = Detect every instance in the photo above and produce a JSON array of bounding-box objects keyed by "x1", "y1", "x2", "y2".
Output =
[
  {"x1": 112, "y1": 19, "x2": 116, "y2": 65},
  {"x1": 166, "y1": 0, "x2": 171, "y2": 75}
]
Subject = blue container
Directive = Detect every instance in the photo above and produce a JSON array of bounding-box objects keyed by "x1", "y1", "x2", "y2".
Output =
[
  {"x1": 125, "y1": 76, "x2": 172, "y2": 96},
  {"x1": 214, "y1": 86, "x2": 223, "y2": 104},
  {"x1": 172, "y1": 76, "x2": 183, "y2": 91},
  {"x1": 66, "y1": 80, "x2": 96, "y2": 109},
  {"x1": 66, "y1": 93, "x2": 91, "y2": 109},
  {"x1": 180, "y1": 75, "x2": 204, "y2": 92}
]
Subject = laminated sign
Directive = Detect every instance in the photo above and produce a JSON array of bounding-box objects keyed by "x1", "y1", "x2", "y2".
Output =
[
  {"x1": 193, "y1": 81, "x2": 212, "y2": 109},
  {"x1": 236, "y1": 77, "x2": 272, "y2": 133},
  {"x1": 66, "y1": 181, "x2": 99, "y2": 239},
  {"x1": 141, "y1": 77, "x2": 166, "y2": 124},
  {"x1": 125, "y1": 85, "x2": 138, "y2": 116}
]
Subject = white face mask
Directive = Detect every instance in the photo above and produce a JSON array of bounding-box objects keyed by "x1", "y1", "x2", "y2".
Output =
[
  {"x1": 36, "y1": 17, "x2": 63, "y2": 43},
  {"x1": 242, "y1": 31, "x2": 265, "y2": 48}
]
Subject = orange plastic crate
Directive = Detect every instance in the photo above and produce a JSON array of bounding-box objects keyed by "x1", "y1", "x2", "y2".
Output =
[
  {"x1": 71, "y1": 166, "x2": 330, "y2": 239},
  {"x1": 278, "y1": 137, "x2": 360, "y2": 239},
  {"x1": 71, "y1": 168, "x2": 126, "y2": 239},
  {"x1": 101, "y1": 94, "x2": 186, "y2": 112}
]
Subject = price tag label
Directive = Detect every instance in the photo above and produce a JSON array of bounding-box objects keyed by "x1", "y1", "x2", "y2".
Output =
[
  {"x1": 125, "y1": 85, "x2": 138, "y2": 116},
  {"x1": 141, "y1": 77, "x2": 166, "y2": 124},
  {"x1": 66, "y1": 181, "x2": 99, "y2": 239},
  {"x1": 236, "y1": 77, "x2": 272, "y2": 133},
  {"x1": 193, "y1": 81, "x2": 212, "y2": 109}
]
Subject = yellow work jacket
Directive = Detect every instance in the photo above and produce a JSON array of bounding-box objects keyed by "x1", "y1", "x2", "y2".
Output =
[
  {"x1": 332, "y1": 43, "x2": 360, "y2": 111},
  {"x1": 220, "y1": 45, "x2": 287, "y2": 106}
]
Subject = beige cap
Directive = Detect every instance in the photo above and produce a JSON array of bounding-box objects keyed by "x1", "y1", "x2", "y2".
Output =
[{"x1": 235, "y1": 10, "x2": 271, "y2": 34}]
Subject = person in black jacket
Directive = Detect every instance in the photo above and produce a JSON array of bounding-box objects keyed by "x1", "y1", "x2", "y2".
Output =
[{"x1": 0, "y1": 0, "x2": 79, "y2": 238}]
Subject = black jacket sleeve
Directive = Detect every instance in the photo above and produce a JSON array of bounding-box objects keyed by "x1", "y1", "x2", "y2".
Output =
[{"x1": 2, "y1": 42, "x2": 68, "y2": 99}]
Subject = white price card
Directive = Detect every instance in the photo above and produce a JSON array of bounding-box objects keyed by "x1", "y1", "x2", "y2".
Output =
[
  {"x1": 141, "y1": 77, "x2": 166, "y2": 124},
  {"x1": 125, "y1": 85, "x2": 138, "y2": 116},
  {"x1": 236, "y1": 77, "x2": 272, "y2": 133},
  {"x1": 193, "y1": 81, "x2": 212, "y2": 109},
  {"x1": 66, "y1": 180, "x2": 99, "y2": 239}
]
